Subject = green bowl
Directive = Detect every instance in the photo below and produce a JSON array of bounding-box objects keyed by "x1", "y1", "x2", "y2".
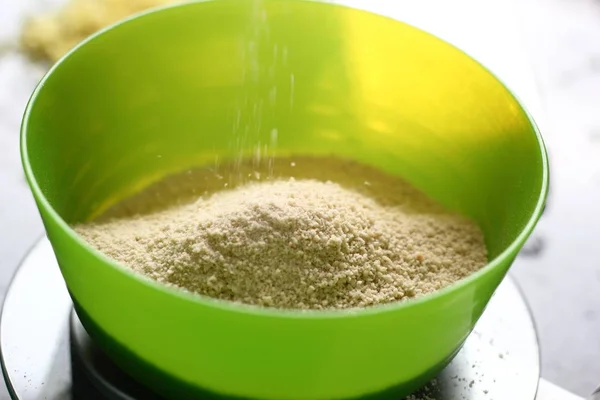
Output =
[{"x1": 20, "y1": 1, "x2": 548, "y2": 399}]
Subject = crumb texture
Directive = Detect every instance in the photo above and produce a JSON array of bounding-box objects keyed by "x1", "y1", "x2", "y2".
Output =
[{"x1": 75, "y1": 157, "x2": 487, "y2": 310}]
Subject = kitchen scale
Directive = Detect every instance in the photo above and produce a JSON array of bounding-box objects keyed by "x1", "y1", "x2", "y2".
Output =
[{"x1": 0, "y1": 238, "x2": 542, "y2": 400}]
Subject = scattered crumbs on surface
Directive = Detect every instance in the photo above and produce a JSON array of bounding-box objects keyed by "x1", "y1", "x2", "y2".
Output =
[{"x1": 404, "y1": 379, "x2": 439, "y2": 400}]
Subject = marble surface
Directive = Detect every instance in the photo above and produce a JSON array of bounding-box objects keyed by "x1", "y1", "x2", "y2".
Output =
[
  {"x1": 0, "y1": 0, "x2": 600, "y2": 399},
  {"x1": 512, "y1": 0, "x2": 600, "y2": 396}
]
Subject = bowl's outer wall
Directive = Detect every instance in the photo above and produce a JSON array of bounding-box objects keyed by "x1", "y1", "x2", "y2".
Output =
[{"x1": 21, "y1": 1, "x2": 547, "y2": 399}]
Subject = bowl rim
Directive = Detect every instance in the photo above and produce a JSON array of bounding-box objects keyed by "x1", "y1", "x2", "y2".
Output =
[{"x1": 20, "y1": 0, "x2": 550, "y2": 320}]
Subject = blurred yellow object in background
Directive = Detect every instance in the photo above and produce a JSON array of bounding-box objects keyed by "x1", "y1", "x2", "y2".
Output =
[{"x1": 20, "y1": 0, "x2": 180, "y2": 62}]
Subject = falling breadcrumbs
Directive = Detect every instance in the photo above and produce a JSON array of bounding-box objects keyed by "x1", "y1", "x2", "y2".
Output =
[{"x1": 75, "y1": 156, "x2": 487, "y2": 310}]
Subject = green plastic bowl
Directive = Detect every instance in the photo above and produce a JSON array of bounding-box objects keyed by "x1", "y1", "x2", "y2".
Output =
[{"x1": 20, "y1": 1, "x2": 548, "y2": 399}]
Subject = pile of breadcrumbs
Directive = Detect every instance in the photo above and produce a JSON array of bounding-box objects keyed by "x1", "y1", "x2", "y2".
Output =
[{"x1": 75, "y1": 157, "x2": 487, "y2": 310}]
